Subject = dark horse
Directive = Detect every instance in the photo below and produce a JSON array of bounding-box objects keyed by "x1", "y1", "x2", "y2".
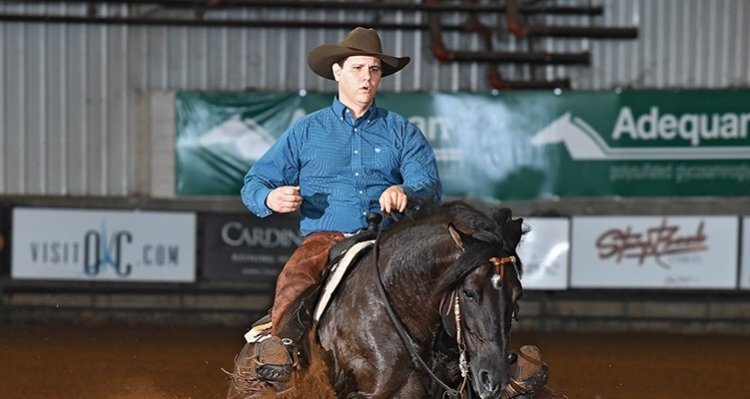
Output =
[{"x1": 228, "y1": 201, "x2": 525, "y2": 399}]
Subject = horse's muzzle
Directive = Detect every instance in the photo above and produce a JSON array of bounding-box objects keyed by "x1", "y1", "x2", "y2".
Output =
[{"x1": 473, "y1": 367, "x2": 506, "y2": 399}]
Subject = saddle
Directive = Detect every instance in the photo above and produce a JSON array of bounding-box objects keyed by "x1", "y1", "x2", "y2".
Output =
[
  {"x1": 276, "y1": 235, "x2": 374, "y2": 346},
  {"x1": 245, "y1": 217, "x2": 381, "y2": 346}
]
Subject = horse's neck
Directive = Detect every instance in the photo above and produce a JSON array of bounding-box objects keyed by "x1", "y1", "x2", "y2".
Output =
[{"x1": 379, "y1": 229, "x2": 457, "y2": 341}]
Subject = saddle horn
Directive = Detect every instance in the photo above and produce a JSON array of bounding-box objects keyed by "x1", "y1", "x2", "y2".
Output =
[{"x1": 366, "y1": 212, "x2": 383, "y2": 231}]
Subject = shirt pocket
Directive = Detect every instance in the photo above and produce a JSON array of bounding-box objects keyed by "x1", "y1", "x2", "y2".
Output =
[
  {"x1": 363, "y1": 145, "x2": 400, "y2": 180},
  {"x1": 301, "y1": 138, "x2": 351, "y2": 177}
]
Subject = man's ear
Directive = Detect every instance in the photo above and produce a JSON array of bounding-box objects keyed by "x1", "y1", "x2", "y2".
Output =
[{"x1": 332, "y1": 63, "x2": 342, "y2": 81}]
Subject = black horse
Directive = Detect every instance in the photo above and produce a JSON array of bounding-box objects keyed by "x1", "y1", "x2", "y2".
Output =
[{"x1": 228, "y1": 201, "x2": 525, "y2": 399}]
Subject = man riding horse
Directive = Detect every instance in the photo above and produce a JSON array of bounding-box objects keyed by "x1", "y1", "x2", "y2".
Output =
[{"x1": 240, "y1": 27, "x2": 555, "y2": 398}]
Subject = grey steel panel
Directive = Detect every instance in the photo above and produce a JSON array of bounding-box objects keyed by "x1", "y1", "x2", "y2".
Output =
[
  {"x1": 65, "y1": 23, "x2": 88, "y2": 196},
  {"x1": 85, "y1": 23, "x2": 107, "y2": 196},
  {"x1": 25, "y1": 20, "x2": 44, "y2": 195},
  {"x1": 4, "y1": 21, "x2": 25, "y2": 194},
  {"x1": 44, "y1": 22, "x2": 66, "y2": 195}
]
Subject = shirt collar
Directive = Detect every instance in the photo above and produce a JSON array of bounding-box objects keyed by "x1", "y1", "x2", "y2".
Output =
[{"x1": 331, "y1": 96, "x2": 379, "y2": 122}]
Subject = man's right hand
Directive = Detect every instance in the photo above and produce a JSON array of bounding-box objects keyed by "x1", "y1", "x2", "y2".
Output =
[{"x1": 266, "y1": 186, "x2": 302, "y2": 213}]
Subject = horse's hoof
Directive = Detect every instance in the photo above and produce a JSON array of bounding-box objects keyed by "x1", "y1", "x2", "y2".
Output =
[
  {"x1": 504, "y1": 345, "x2": 549, "y2": 398},
  {"x1": 515, "y1": 345, "x2": 543, "y2": 381},
  {"x1": 508, "y1": 364, "x2": 549, "y2": 393}
]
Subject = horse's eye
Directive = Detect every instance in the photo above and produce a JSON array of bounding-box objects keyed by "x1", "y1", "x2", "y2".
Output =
[{"x1": 463, "y1": 289, "x2": 477, "y2": 301}]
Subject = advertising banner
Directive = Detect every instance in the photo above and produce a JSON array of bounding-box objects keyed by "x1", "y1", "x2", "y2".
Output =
[
  {"x1": 517, "y1": 217, "x2": 569, "y2": 290},
  {"x1": 571, "y1": 216, "x2": 738, "y2": 289},
  {"x1": 741, "y1": 217, "x2": 750, "y2": 290},
  {"x1": 176, "y1": 90, "x2": 750, "y2": 200},
  {"x1": 200, "y1": 212, "x2": 301, "y2": 281},
  {"x1": 12, "y1": 208, "x2": 196, "y2": 282}
]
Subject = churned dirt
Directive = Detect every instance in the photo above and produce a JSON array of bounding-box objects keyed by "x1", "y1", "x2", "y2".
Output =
[{"x1": 0, "y1": 323, "x2": 747, "y2": 399}]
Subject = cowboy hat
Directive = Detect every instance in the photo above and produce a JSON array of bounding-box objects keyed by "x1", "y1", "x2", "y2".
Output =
[{"x1": 307, "y1": 27, "x2": 410, "y2": 80}]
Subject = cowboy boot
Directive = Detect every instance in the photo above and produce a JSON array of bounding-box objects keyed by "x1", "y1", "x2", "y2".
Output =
[
  {"x1": 254, "y1": 336, "x2": 293, "y2": 382},
  {"x1": 502, "y1": 345, "x2": 550, "y2": 398}
]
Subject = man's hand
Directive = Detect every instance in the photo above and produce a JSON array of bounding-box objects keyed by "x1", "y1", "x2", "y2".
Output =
[
  {"x1": 266, "y1": 186, "x2": 302, "y2": 213},
  {"x1": 379, "y1": 185, "x2": 407, "y2": 215}
]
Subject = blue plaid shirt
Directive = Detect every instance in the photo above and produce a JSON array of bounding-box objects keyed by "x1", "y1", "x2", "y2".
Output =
[{"x1": 241, "y1": 97, "x2": 442, "y2": 236}]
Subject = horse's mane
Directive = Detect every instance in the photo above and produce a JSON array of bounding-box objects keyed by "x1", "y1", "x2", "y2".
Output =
[{"x1": 388, "y1": 200, "x2": 525, "y2": 302}]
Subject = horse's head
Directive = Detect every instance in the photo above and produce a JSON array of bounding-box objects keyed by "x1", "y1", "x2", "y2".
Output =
[{"x1": 435, "y1": 205, "x2": 525, "y2": 399}]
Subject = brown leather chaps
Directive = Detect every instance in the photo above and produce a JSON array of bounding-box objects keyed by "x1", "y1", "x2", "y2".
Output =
[{"x1": 270, "y1": 231, "x2": 345, "y2": 334}]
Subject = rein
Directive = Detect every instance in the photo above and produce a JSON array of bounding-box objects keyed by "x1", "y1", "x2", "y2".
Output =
[{"x1": 371, "y1": 226, "x2": 465, "y2": 399}]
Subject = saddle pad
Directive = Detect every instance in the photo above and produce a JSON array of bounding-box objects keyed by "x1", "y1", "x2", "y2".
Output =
[{"x1": 313, "y1": 239, "x2": 375, "y2": 323}]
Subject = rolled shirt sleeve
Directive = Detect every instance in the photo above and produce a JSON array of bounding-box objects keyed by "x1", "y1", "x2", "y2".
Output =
[
  {"x1": 240, "y1": 129, "x2": 300, "y2": 218},
  {"x1": 399, "y1": 121, "x2": 443, "y2": 204}
]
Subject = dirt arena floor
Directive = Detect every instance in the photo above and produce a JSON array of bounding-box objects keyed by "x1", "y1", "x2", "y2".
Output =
[{"x1": 0, "y1": 323, "x2": 748, "y2": 399}]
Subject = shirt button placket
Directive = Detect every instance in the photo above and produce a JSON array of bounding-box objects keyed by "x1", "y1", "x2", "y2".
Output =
[{"x1": 353, "y1": 125, "x2": 367, "y2": 217}]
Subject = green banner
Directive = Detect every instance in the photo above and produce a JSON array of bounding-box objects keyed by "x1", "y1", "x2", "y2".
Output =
[{"x1": 176, "y1": 90, "x2": 750, "y2": 199}]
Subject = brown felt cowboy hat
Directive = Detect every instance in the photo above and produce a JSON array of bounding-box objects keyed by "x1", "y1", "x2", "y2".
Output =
[{"x1": 307, "y1": 27, "x2": 410, "y2": 80}]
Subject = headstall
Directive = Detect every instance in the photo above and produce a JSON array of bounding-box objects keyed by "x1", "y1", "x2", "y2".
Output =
[{"x1": 445, "y1": 226, "x2": 522, "y2": 389}]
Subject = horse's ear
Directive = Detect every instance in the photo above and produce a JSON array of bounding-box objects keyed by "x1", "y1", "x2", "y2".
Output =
[
  {"x1": 506, "y1": 217, "x2": 524, "y2": 250},
  {"x1": 449, "y1": 219, "x2": 474, "y2": 236},
  {"x1": 447, "y1": 224, "x2": 463, "y2": 250},
  {"x1": 448, "y1": 220, "x2": 474, "y2": 240}
]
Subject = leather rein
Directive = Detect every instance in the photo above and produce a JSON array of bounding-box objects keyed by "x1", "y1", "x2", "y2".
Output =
[{"x1": 371, "y1": 224, "x2": 519, "y2": 399}]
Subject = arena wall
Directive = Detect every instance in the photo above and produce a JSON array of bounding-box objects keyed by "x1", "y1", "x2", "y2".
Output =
[{"x1": 2, "y1": 1, "x2": 750, "y2": 334}]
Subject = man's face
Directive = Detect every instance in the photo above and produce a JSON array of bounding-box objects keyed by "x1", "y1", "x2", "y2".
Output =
[{"x1": 333, "y1": 55, "x2": 382, "y2": 111}]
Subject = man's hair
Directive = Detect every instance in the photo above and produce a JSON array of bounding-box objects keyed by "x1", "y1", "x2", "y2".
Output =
[{"x1": 335, "y1": 56, "x2": 383, "y2": 68}]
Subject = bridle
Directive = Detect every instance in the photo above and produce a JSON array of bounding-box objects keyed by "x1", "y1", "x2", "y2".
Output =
[
  {"x1": 372, "y1": 222, "x2": 521, "y2": 399},
  {"x1": 443, "y1": 253, "x2": 522, "y2": 383}
]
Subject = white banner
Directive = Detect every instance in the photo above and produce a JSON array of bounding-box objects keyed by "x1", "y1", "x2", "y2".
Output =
[
  {"x1": 12, "y1": 208, "x2": 196, "y2": 282},
  {"x1": 741, "y1": 217, "x2": 750, "y2": 290},
  {"x1": 571, "y1": 216, "x2": 738, "y2": 289},
  {"x1": 517, "y1": 218, "x2": 569, "y2": 290}
]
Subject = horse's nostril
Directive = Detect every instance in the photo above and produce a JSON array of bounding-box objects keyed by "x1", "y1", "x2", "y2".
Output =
[
  {"x1": 479, "y1": 369, "x2": 496, "y2": 391},
  {"x1": 479, "y1": 370, "x2": 489, "y2": 385}
]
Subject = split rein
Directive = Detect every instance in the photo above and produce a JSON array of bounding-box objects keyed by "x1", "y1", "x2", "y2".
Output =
[{"x1": 371, "y1": 221, "x2": 519, "y2": 399}]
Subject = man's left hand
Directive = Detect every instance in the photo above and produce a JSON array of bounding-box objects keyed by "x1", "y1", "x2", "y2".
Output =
[{"x1": 379, "y1": 185, "x2": 407, "y2": 215}]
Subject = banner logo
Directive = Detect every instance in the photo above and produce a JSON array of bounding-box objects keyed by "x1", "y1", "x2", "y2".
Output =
[
  {"x1": 220, "y1": 221, "x2": 302, "y2": 248},
  {"x1": 83, "y1": 226, "x2": 137, "y2": 277},
  {"x1": 28, "y1": 222, "x2": 181, "y2": 278},
  {"x1": 198, "y1": 114, "x2": 274, "y2": 161},
  {"x1": 531, "y1": 109, "x2": 750, "y2": 160},
  {"x1": 595, "y1": 218, "x2": 708, "y2": 269}
]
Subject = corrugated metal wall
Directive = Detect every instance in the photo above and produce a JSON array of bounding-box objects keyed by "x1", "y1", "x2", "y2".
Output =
[{"x1": 1, "y1": 0, "x2": 749, "y2": 197}]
